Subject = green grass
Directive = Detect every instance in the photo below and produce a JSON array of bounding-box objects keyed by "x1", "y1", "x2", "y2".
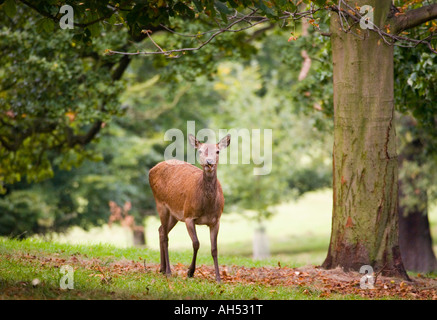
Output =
[
  {"x1": 0, "y1": 238, "x2": 366, "y2": 300},
  {"x1": 2, "y1": 189, "x2": 436, "y2": 300}
]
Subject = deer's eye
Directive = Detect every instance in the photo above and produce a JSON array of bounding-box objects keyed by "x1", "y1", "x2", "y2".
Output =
[{"x1": 216, "y1": 150, "x2": 220, "y2": 154}]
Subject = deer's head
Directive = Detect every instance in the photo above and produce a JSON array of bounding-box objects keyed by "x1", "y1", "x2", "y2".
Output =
[{"x1": 188, "y1": 134, "x2": 231, "y2": 177}]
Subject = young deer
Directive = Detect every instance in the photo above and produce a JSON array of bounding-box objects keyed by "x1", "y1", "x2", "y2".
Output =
[{"x1": 148, "y1": 134, "x2": 231, "y2": 283}]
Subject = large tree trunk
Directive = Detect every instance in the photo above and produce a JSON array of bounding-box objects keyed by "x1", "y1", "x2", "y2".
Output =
[
  {"x1": 398, "y1": 128, "x2": 437, "y2": 273},
  {"x1": 322, "y1": 0, "x2": 408, "y2": 279}
]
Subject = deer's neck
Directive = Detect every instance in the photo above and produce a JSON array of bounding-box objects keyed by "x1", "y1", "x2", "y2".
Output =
[{"x1": 201, "y1": 171, "x2": 218, "y2": 200}]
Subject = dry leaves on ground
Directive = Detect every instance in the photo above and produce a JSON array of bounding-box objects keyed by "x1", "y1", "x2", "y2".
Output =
[{"x1": 6, "y1": 252, "x2": 437, "y2": 300}]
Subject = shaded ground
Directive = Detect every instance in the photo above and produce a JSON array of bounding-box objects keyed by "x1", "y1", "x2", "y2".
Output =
[{"x1": 2, "y1": 250, "x2": 437, "y2": 300}]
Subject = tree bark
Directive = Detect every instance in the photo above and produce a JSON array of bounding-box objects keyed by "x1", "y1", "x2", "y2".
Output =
[{"x1": 322, "y1": 0, "x2": 408, "y2": 279}]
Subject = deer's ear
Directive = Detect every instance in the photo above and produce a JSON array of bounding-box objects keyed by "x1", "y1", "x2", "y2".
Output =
[
  {"x1": 188, "y1": 134, "x2": 200, "y2": 149},
  {"x1": 218, "y1": 134, "x2": 231, "y2": 150}
]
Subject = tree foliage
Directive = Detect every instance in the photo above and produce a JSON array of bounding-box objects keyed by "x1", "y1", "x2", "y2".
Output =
[
  {"x1": 1, "y1": 0, "x2": 437, "y2": 249},
  {"x1": 2, "y1": 0, "x2": 436, "y2": 191},
  {"x1": 394, "y1": 44, "x2": 437, "y2": 213},
  {"x1": 0, "y1": 6, "x2": 130, "y2": 190}
]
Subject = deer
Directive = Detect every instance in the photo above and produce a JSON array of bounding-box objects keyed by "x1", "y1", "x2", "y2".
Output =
[{"x1": 148, "y1": 133, "x2": 231, "y2": 283}]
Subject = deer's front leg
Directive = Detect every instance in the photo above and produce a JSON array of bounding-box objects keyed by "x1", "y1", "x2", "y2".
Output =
[
  {"x1": 185, "y1": 218, "x2": 199, "y2": 278},
  {"x1": 210, "y1": 222, "x2": 221, "y2": 283}
]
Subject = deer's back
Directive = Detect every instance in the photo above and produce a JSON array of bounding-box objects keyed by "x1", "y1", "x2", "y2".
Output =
[{"x1": 149, "y1": 160, "x2": 202, "y2": 214}]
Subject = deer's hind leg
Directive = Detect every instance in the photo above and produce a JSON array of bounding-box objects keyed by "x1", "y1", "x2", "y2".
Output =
[{"x1": 157, "y1": 203, "x2": 178, "y2": 275}]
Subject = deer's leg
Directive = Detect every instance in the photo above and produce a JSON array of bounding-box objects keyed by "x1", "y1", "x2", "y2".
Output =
[
  {"x1": 157, "y1": 204, "x2": 177, "y2": 275},
  {"x1": 210, "y1": 222, "x2": 221, "y2": 283},
  {"x1": 158, "y1": 224, "x2": 167, "y2": 274},
  {"x1": 157, "y1": 203, "x2": 168, "y2": 274},
  {"x1": 164, "y1": 215, "x2": 178, "y2": 275},
  {"x1": 185, "y1": 218, "x2": 199, "y2": 278}
]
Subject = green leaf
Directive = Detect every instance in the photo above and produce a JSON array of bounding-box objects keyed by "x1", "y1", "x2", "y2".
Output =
[
  {"x1": 3, "y1": 0, "x2": 16, "y2": 18},
  {"x1": 87, "y1": 22, "x2": 101, "y2": 37},
  {"x1": 192, "y1": 0, "x2": 203, "y2": 12},
  {"x1": 215, "y1": 1, "x2": 232, "y2": 23},
  {"x1": 215, "y1": 1, "x2": 232, "y2": 14},
  {"x1": 107, "y1": 13, "x2": 118, "y2": 25},
  {"x1": 35, "y1": 18, "x2": 54, "y2": 33},
  {"x1": 255, "y1": 0, "x2": 275, "y2": 17},
  {"x1": 314, "y1": 0, "x2": 329, "y2": 7},
  {"x1": 227, "y1": 0, "x2": 239, "y2": 9},
  {"x1": 43, "y1": 19, "x2": 55, "y2": 33},
  {"x1": 174, "y1": 2, "x2": 195, "y2": 19}
]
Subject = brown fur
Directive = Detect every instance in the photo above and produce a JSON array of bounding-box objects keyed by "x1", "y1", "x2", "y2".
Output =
[
  {"x1": 149, "y1": 160, "x2": 224, "y2": 226},
  {"x1": 148, "y1": 134, "x2": 230, "y2": 282}
]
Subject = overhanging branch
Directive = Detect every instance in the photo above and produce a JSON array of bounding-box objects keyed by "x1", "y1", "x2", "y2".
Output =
[
  {"x1": 392, "y1": 4, "x2": 437, "y2": 34},
  {"x1": 106, "y1": 8, "x2": 326, "y2": 56},
  {"x1": 332, "y1": 1, "x2": 437, "y2": 54}
]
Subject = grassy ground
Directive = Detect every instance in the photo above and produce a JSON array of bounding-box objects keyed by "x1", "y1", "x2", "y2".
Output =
[
  {"x1": 0, "y1": 238, "x2": 362, "y2": 300},
  {"x1": 1, "y1": 237, "x2": 437, "y2": 300},
  {"x1": 2, "y1": 189, "x2": 437, "y2": 300}
]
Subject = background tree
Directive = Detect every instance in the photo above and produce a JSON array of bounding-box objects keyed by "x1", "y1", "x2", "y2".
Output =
[{"x1": 394, "y1": 45, "x2": 437, "y2": 273}]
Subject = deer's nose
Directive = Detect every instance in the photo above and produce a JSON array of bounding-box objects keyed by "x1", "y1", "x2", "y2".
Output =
[{"x1": 206, "y1": 159, "x2": 214, "y2": 166}]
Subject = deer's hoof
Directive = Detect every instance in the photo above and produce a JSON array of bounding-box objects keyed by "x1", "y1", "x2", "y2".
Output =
[
  {"x1": 187, "y1": 269, "x2": 195, "y2": 278},
  {"x1": 161, "y1": 269, "x2": 172, "y2": 277}
]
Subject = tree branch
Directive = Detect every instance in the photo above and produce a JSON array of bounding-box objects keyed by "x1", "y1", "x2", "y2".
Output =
[
  {"x1": 331, "y1": 1, "x2": 437, "y2": 54},
  {"x1": 111, "y1": 54, "x2": 131, "y2": 81},
  {"x1": 393, "y1": 4, "x2": 437, "y2": 34},
  {"x1": 106, "y1": 8, "x2": 324, "y2": 56},
  {"x1": 65, "y1": 120, "x2": 103, "y2": 147},
  {"x1": 245, "y1": 23, "x2": 275, "y2": 42}
]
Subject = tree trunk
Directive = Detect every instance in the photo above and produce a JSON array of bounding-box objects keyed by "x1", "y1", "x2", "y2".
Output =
[
  {"x1": 399, "y1": 195, "x2": 437, "y2": 273},
  {"x1": 322, "y1": 0, "x2": 409, "y2": 279},
  {"x1": 398, "y1": 132, "x2": 437, "y2": 273},
  {"x1": 253, "y1": 224, "x2": 270, "y2": 260},
  {"x1": 133, "y1": 226, "x2": 146, "y2": 247}
]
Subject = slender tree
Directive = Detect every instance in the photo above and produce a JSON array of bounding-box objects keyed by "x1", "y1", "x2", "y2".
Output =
[
  {"x1": 394, "y1": 43, "x2": 437, "y2": 273},
  {"x1": 398, "y1": 124, "x2": 437, "y2": 273}
]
